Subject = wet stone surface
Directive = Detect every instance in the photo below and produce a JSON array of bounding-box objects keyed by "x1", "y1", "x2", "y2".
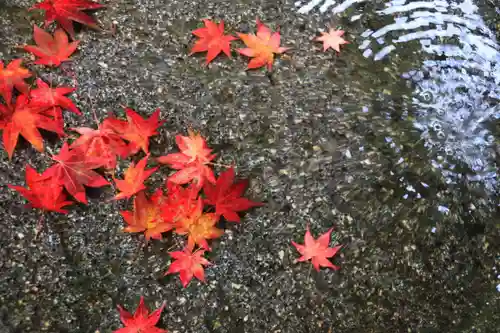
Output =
[{"x1": 0, "y1": 0, "x2": 499, "y2": 332}]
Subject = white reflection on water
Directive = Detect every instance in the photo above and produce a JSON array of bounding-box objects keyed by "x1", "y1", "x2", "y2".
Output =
[{"x1": 295, "y1": 0, "x2": 499, "y2": 191}]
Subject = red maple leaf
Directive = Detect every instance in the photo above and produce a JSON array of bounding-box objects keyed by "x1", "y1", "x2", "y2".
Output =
[
  {"x1": 113, "y1": 155, "x2": 158, "y2": 200},
  {"x1": 70, "y1": 123, "x2": 129, "y2": 169},
  {"x1": 157, "y1": 130, "x2": 216, "y2": 187},
  {"x1": 189, "y1": 19, "x2": 236, "y2": 65},
  {"x1": 43, "y1": 142, "x2": 109, "y2": 203},
  {"x1": 204, "y1": 167, "x2": 263, "y2": 222},
  {"x1": 29, "y1": 78, "x2": 81, "y2": 116},
  {"x1": 291, "y1": 225, "x2": 342, "y2": 271},
  {"x1": 237, "y1": 18, "x2": 289, "y2": 70},
  {"x1": 103, "y1": 107, "x2": 164, "y2": 155},
  {"x1": 166, "y1": 243, "x2": 211, "y2": 288},
  {"x1": 8, "y1": 165, "x2": 73, "y2": 213},
  {"x1": 115, "y1": 296, "x2": 167, "y2": 333},
  {"x1": 120, "y1": 190, "x2": 173, "y2": 240},
  {"x1": 314, "y1": 28, "x2": 349, "y2": 53},
  {"x1": 0, "y1": 94, "x2": 64, "y2": 159},
  {"x1": 0, "y1": 59, "x2": 32, "y2": 103},
  {"x1": 30, "y1": 0, "x2": 105, "y2": 38},
  {"x1": 160, "y1": 182, "x2": 200, "y2": 225},
  {"x1": 23, "y1": 25, "x2": 80, "y2": 67}
]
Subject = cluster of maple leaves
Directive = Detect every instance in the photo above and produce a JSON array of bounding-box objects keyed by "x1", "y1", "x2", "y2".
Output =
[
  {"x1": 190, "y1": 19, "x2": 349, "y2": 70},
  {"x1": 1, "y1": 0, "x2": 345, "y2": 332}
]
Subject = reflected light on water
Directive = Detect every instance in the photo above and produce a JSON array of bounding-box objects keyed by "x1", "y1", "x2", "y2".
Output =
[{"x1": 295, "y1": 0, "x2": 499, "y2": 191}]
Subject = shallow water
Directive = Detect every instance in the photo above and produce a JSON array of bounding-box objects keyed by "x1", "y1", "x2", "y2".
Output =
[
  {"x1": 0, "y1": 0, "x2": 499, "y2": 331},
  {"x1": 296, "y1": 0, "x2": 499, "y2": 192}
]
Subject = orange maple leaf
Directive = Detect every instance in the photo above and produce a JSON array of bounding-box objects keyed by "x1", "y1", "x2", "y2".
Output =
[
  {"x1": 113, "y1": 155, "x2": 158, "y2": 200},
  {"x1": 0, "y1": 59, "x2": 32, "y2": 103},
  {"x1": 236, "y1": 18, "x2": 289, "y2": 71},
  {"x1": 174, "y1": 200, "x2": 223, "y2": 250},
  {"x1": 103, "y1": 107, "x2": 164, "y2": 155},
  {"x1": 0, "y1": 95, "x2": 64, "y2": 159},
  {"x1": 314, "y1": 29, "x2": 349, "y2": 53},
  {"x1": 23, "y1": 26, "x2": 80, "y2": 67},
  {"x1": 291, "y1": 225, "x2": 342, "y2": 271},
  {"x1": 190, "y1": 19, "x2": 236, "y2": 64},
  {"x1": 157, "y1": 130, "x2": 216, "y2": 187},
  {"x1": 120, "y1": 190, "x2": 173, "y2": 240}
]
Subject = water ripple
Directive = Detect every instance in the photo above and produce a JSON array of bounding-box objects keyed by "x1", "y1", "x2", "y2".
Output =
[{"x1": 295, "y1": 0, "x2": 500, "y2": 191}]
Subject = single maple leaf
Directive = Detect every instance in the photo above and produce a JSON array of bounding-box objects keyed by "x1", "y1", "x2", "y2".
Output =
[
  {"x1": 166, "y1": 243, "x2": 211, "y2": 288},
  {"x1": 0, "y1": 95, "x2": 65, "y2": 159},
  {"x1": 291, "y1": 225, "x2": 342, "y2": 271},
  {"x1": 120, "y1": 190, "x2": 173, "y2": 240},
  {"x1": 29, "y1": 78, "x2": 81, "y2": 115},
  {"x1": 236, "y1": 18, "x2": 289, "y2": 70},
  {"x1": 8, "y1": 165, "x2": 73, "y2": 213},
  {"x1": 189, "y1": 19, "x2": 236, "y2": 64},
  {"x1": 113, "y1": 155, "x2": 158, "y2": 200},
  {"x1": 157, "y1": 130, "x2": 216, "y2": 187},
  {"x1": 115, "y1": 296, "x2": 167, "y2": 333},
  {"x1": 204, "y1": 167, "x2": 263, "y2": 222},
  {"x1": 43, "y1": 142, "x2": 109, "y2": 203},
  {"x1": 314, "y1": 29, "x2": 349, "y2": 53},
  {"x1": 174, "y1": 200, "x2": 223, "y2": 250},
  {"x1": 30, "y1": 0, "x2": 105, "y2": 38},
  {"x1": 70, "y1": 123, "x2": 129, "y2": 169},
  {"x1": 0, "y1": 59, "x2": 32, "y2": 103},
  {"x1": 23, "y1": 25, "x2": 80, "y2": 67},
  {"x1": 103, "y1": 107, "x2": 164, "y2": 155}
]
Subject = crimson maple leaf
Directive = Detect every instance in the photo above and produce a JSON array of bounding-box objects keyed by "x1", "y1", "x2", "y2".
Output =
[
  {"x1": 23, "y1": 25, "x2": 80, "y2": 67},
  {"x1": 70, "y1": 123, "x2": 129, "y2": 169},
  {"x1": 166, "y1": 243, "x2": 211, "y2": 288},
  {"x1": 120, "y1": 190, "x2": 173, "y2": 240},
  {"x1": 115, "y1": 296, "x2": 167, "y2": 333},
  {"x1": 291, "y1": 225, "x2": 342, "y2": 271},
  {"x1": 30, "y1": 0, "x2": 105, "y2": 38},
  {"x1": 8, "y1": 165, "x2": 73, "y2": 213},
  {"x1": 157, "y1": 130, "x2": 216, "y2": 187},
  {"x1": 0, "y1": 59, "x2": 32, "y2": 103},
  {"x1": 189, "y1": 19, "x2": 236, "y2": 65},
  {"x1": 204, "y1": 167, "x2": 263, "y2": 222},
  {"x1": 237, "y1": 18, "x2": 289, "y2": 70},
  {"x1": 113, "y1": 155, "x2": 158, "y2": 200},
  {"x1": 43, "y1": 142, "x2": 109, "y2": 203},
  {"x1": 314, "y1": 29, "x2": 349, "y2": 53},
  {"x1": 29, "y1": 78, "x2": 81, "y2": 115},
  {"x1": 0, "y1": 94, "x2": 64, "y2": 159},
  {"x1": 103, "y1": 107, "x2": 164, "y2": 155}
]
